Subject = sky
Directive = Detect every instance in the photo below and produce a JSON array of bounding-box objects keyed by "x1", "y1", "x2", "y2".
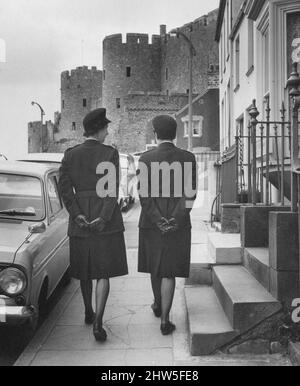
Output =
[{"x1": 0, "y1": 0, "x2": 220, "y2": 159}]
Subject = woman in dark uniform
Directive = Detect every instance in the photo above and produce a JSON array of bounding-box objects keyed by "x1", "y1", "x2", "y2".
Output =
[
  {"x1": 59, "y1": 108, "x2": 128, "y2": 342},
  {"x1": 138, "y1": 115, "x2": 197, "y2": 336}
]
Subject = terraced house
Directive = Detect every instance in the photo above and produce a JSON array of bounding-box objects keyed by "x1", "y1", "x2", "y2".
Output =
[{"x1": 184, "y1": 0, "x2": 300, "y2": 358}]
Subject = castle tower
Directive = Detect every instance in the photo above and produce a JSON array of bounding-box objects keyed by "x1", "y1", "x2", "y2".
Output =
[
  {"x1": 102, "y1": 33, "x2": 162, "y2": 148},
  {"x1": 57, "y1": 66, "x2": 102, "y2": 140},
  {"x1": 161, "y1": 9, "x2": 219, "y2": 97}
]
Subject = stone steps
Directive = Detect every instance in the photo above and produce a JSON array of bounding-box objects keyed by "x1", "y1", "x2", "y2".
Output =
[
  {"x1": 185, "y1": 264, "x2": 282, "y2": 356},
  {"x1": 187, "y1": 244, "x2": 215, "y2": 285},
  {"x1": 213, "y1": 266, "x2": 282, "y2": 333},
  {"x1": 185, "y1": 286, "x2": 238, "y2": 356},
  {"x1": 208, "y1": 233, "x2": 242, "y2": 264},
  {"x1": 243, "y1": 248, "x2": 270, "y2": 291}
]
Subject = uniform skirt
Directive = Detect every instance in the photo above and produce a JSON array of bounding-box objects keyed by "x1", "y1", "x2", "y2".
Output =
[
  {"x1": 138, "y1": 228, "x2": 191, "y2": 279},
  {"x1": 69, "y1": 232, "x2": 128, "y2": 280}
]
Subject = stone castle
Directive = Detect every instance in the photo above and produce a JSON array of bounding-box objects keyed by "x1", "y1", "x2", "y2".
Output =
[{"x1": 28, "y1": 9, "x2": 219, "y2": 154}]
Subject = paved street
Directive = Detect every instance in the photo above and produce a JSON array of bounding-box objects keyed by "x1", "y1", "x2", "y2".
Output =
[{"x1": 13, "y1": 204, "x2": 291, "y2": 366}]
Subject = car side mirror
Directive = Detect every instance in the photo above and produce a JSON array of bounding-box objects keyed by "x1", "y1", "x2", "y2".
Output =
[{"x1": 28, "y1": 222, "x2": 46, "y2": 234}]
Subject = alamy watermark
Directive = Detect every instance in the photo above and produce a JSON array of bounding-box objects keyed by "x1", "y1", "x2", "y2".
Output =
[
  {"x1": 95, "y1": 161, "x2": 200, "y2": 209},
  {"x1": 292, "y1": 298, "x2": 300, "y2": 323}
]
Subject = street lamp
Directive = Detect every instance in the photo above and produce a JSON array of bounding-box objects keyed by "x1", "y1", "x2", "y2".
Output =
[
  {"x1": 31, "y1": 101, "x2": 45, "y2": 152},
  {"x1": 170, "y1": 28, "x2": 197, "y2": 152}
]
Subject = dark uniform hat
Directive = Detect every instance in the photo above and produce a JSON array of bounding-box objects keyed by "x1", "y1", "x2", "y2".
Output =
[
  {"x1": 152, "y1": 115, "x2": 177, "y2": 140},
  {"x1": 83, "y1": 108, "x2": 111, "y2": 136}
]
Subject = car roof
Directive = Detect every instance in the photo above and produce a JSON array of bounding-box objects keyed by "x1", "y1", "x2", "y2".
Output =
[
  {"x1": 18, "y1": 153, "x2": 64, "y2": 163},
  {"x1": 0, "y1": 160, "x2": 59, "y2": 177}
]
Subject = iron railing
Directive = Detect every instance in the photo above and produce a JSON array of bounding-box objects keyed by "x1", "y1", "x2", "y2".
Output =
[{"x1": 233, "y1": 63, "x2": 300, "y2": 210}]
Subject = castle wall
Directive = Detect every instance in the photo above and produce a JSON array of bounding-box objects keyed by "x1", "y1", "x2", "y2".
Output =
[
  {"x1": 161, "y1": 9, "x2": 219, "y2": 96},
  {"x1": 57, "y1": 66, "x2": 102, "y2": 141},
  {"x1": 102, "y1": 34, "x2": 162, "y2": 146},
  {"x1": 28, "y1": 121, "x2": 54, "y2": 153},
  {"x1": 114, "y1": 93, "x2": 188, "y2": 153},
  {"x1": 30, "y1": 10, "x2": 219, "y2": 155}
]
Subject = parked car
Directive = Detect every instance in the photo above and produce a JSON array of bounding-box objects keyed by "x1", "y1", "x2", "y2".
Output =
[
  {"x1": 119, "y1": 153, "x2": 137, "y2": 211},
  {"x1": 20, "y1": 152, "x2": 137, "y2": 212},
  {"x1": 0, "y1": 161, "x2": 70, "y2": 334}
]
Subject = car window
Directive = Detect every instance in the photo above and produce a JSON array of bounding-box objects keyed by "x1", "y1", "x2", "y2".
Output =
[
  {"x1": 47, "y1": 175, "x2": 63, "y2": 217},
  {"x1": 0, "y1": 173, "x2": 44, "y2": 221}
]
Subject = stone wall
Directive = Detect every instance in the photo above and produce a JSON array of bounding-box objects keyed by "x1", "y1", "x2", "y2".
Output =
[
  {"x1": 28, "y1": 121, "x2": 55, "y2": 153},
  {"x1": 161, "y1": 9, "x2": 219, "y2": 96},
  {"x1": 29, "y1": 9, "x2": 219, "y2": 155},
  {"x1": 114, "y1": 92, "x2": 188, "y2": 153},
  {"x1": 102, "y1": 33, "x2": 162, "y2": 146},
  {"x1": 57, "y1": 66, "x2": 102, "y2": 142}
]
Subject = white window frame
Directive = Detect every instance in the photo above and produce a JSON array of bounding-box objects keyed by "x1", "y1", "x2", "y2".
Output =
[{"x1": 182, "y1": 115, "x2": 204, "y2": 138}]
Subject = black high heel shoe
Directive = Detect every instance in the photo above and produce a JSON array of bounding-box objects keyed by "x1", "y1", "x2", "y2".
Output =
[
  {"x1": 93, "y1": 324, "x2": 107, "y2": 342},
  {"x1": 161, "y1": 322, "x2": 176, "y2": 336}
]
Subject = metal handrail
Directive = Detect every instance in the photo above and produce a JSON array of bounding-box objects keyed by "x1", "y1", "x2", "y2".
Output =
[{"x1": 210, "y1": 192, "x2": 221, "y2": 227}]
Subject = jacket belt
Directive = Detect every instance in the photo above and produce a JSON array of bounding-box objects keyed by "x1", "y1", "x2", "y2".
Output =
[{"x1": 75, "y1": 191, "x2": 98, "y2": 198}]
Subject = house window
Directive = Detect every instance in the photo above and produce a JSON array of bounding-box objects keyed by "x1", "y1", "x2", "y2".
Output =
[
  {"x1": 126, "y1": 67, "x2": 131, "y2": 77},
  {"x1": 235, "y1": 36, "x2": 240, "y2": 89},
  {"x1": 165, "y1": 68, "x2": 169, "y2": 81},
  {"x1": 116, "y1": 98, "x2": 121, "y2": 109},
  {"x1": 103, "y1": 70, "x2": 105, "y2": 80},
  {"x1": 83, "y1": 98, "x2": 87, "y2": 108},
  {"x1": 247, "y1": 19, "x2": 254, "y2": 73},
  {"x1": 62, "y1": 100, "x2": 65, "y2": 109},
  {"x1": 72, "y1": 122, "x2": 76, "y2": 131},
  {"x1": 182, "y1": 116, "x2": 203, "y2": 138}
]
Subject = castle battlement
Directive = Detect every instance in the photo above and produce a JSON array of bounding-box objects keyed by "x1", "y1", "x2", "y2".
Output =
[
  {"x1": 103, "y1": 33, "x2": 161, "y2": 47},
  {"x1": 164, "y1": 8, "x2": 218, "y2": 38},
  {"x1": 61, "y1": 66, "x2": 102, "y2": 81}
]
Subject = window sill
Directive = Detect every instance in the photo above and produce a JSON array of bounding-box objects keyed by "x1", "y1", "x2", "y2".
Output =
[
  {"x1": 234, "y1": 84, "x2": 240, "y2": 93},
  {"x1": 246, "y1": 65, "x2": 254, "y2": 77}
]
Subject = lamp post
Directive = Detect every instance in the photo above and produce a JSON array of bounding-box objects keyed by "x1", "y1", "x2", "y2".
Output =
[
  {"x1": 31, "y1": 101, "x2": 45, "y2": 152},
  {"x1": 170, "y1": 28, "x2": 197, "y2": 152}
]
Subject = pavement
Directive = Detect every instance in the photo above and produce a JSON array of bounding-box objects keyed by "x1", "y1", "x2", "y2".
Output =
[{"x1": 15, "y1": 203, "x2": 292, "y2": 366}]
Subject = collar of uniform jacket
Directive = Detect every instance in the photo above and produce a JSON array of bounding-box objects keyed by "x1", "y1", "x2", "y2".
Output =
[
  {"x1": 84, "y1": 138, "x2": 101, "y2": 146},
  {"x1": 158, "y1": 142, "x2": 175, "y2": 149}
]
